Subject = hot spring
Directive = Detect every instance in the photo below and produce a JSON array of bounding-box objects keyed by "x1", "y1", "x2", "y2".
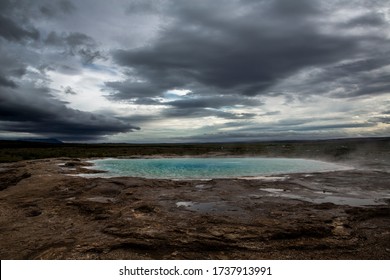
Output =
[{"x1": 87, "y1": 157, "x2": 349, "y2": 179}]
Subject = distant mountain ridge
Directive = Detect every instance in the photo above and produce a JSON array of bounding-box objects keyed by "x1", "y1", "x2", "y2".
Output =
[{"x1": 17, "y1": 138, "x2": 63, "y2": 144}]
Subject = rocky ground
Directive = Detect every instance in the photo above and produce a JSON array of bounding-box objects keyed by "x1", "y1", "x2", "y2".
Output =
[{"x1": 0, "y1": 157, "x2": 389, "y2": 259}]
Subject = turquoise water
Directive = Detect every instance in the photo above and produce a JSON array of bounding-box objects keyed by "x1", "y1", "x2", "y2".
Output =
[{"x1": 88, "y1": 157, "x2": 347, "y2": 179}]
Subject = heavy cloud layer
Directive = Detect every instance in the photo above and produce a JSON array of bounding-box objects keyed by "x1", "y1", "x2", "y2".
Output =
[
  {"x1": 0, "y1": 0, "x2": 389, "y2": 142},
  {"x1": 108, "y1": 0, "x2": 390, "y2": 100},
  {"x1": 0, "y1": 0, "x2": 138, "y2": 141}
]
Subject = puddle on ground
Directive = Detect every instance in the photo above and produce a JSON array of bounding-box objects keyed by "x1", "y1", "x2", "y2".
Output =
[
  {"x1": 260, "y1": 188, "x2": 389, "y2": 206},
  {"x1": 241, "y1": 176, "x2": 289, "y2": 181},
  {"x1": 85, "y1": 196, "x2": 116, "y2": 203},
  {"x1": 309, "y1": 196, "x2": 387, "y2": 206},
  {"x1": 262, "y1": 188, "x2": 286, "y2": 192},
  {"x1": 176, "y1": 201, "x2": 241, "y2": 212}
]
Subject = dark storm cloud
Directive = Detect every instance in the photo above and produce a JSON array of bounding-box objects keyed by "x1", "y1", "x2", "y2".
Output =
[
  {"x1": 126, "y1": 0, "x2": 162, "y2": 14},
  {"x1": 0, "y1": 0, "x2": 75, "y2": 19},
  {"x1": 274, "y1": 53, "x2": 390, "y2": 98},
  {"x1": 369, "y1": 110, "x2": 390, "y2": 124},
  {"x1": 0, "y1": 0, "x2": 137, "y2": 141},
  {"x1": 0, "y1": 86, "x2": 139, "y2": 141},
  {"x1": 105, "y1": 80, "x2": 163, "y2": 99},
  {"x1": 10, "y1": 67, "x2": 26, "y2": 77},
  {"x1": 45, "y1": 31, "x2": 104, "y2": 64},
  {"x1": 107, "y1": 0, "x2": 390, "y2": 107},
  {"x1": 376, "y1": 117, "x2": 390, "y2": 124},
  {"x1": 77, "y1": 48, "x2": 104, "y2": 64},
  {"x1": 58, "y1": 0, "x2": 76, "y2": 14},
  {"x1": 0, "y1": 75, "x2": 17, "y2": 88},
  {"x1": 110, "y1": 0, "x2": 365, "y2": 99},
  {"x1": 40, "y1": 0, "x2": 76, "y2": 17},
  {"x1": 0, "y1": 0, "x2": 76, "y2": 43},
  {"x1": 0, "y1": 15, "x2": 39, "y2": 42},
  {"x1": 0, "y1": 45, "x2": 30, "y2": 90},
  {"x1": 65, "y1": 32, "x2": 95, "y2": 48}
]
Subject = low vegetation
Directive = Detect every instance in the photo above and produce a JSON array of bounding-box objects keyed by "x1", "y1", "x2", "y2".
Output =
[{"x1": 1, "y1": 138, "x2": 389, "y2": 166}]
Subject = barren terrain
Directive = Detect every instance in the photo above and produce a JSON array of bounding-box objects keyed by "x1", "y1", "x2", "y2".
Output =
[{"x1": 0, "y1": 153, "x2": 389, "y2": 259}]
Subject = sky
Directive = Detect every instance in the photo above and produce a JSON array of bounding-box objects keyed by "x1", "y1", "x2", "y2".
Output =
[{"x1": 0, "y1": 0, "x2": 390, "y2": 143}]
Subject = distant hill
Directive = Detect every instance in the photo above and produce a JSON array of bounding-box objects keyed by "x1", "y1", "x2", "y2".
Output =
[{"x1": 17, "y1": 138, "x2": 63, "y2": 144}]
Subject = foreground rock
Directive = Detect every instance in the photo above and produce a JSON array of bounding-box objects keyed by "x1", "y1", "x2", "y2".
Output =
[{"x1": 0, "y1": 158, "x2": 389, "y2": 259}]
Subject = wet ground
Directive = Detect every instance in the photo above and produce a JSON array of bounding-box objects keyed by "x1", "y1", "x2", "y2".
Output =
[{"x1": 0, "y1": 157, "x2": 389, "y2": 259}]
